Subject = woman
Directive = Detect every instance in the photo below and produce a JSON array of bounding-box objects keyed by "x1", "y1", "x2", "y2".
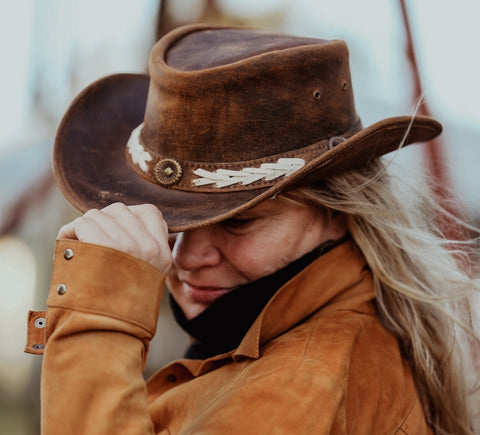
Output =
[{"x1": 26, "y1": 24, "x2": 479, "y2": 434}]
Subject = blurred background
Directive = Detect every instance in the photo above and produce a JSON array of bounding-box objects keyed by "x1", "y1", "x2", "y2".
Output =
[{"x1": 1, "y1": 0, "x2": 479, "y2": 433}]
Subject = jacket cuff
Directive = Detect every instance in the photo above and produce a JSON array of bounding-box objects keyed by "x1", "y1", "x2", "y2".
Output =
[
  {"x1": 25, "y1": 310, "x2": 47, "y2": 354},
  {"x1": 46, "y1": 239, "x2": 165, "y2": 336}
]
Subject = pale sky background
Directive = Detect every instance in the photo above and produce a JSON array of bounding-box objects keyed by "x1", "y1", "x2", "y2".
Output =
[
  {"x1": 1, "y1": 0, "x2": 479, "y2": 208},
  {"x1": 0, "y1": 1, "x2": 479, "y2": 426}
]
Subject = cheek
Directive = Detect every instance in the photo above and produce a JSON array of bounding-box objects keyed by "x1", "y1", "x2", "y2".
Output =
[
  {"x1": 227, "y1": 236, "x2": 294, "y2": 281},
  {"x1": 165, "y1": 271, "x2": 179, "y2": 296},
  {"x1": 235, "y1": 215, "x2": 327, "y2": 279},
  {"x1": 304, "y1": 220, "x2": 325, "y2": 242}
]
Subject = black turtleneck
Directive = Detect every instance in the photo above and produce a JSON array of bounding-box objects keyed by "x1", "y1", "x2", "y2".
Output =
[{"x1": 169, "y1": 237, "x2": 348, "y2": 359}]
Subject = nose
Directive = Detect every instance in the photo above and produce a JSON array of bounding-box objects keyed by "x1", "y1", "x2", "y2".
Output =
[{"x1": 171, "y1": 227, "x2": 222, "y2": 271}]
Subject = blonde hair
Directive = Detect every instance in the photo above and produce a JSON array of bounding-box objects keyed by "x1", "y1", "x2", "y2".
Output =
[{"x1": 284, "y1": 159, "x2": 480, "y2": 434}]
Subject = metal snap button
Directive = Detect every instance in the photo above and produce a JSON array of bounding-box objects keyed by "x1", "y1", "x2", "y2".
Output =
[
  {"x1": 154, "y1": 159, "x2": 183, "y2": 186},
  {"x1": 167, "y1": 374, "x2": 177, "y2": 383},
  {"x1": 57, "y1": 283, "x2": 67, "y2": 295},
  {"x1": 34, "y1": 317, "x2": 46, "y2": 328},
  {"x1": 33, "y1": 344, "x2": 45, "y2": 350},
  {"x1": 63, "y1": 248, "x2": 74, "y2": 260},
  {"x1": 328, "y1": 136, "x2": 346, "y2": 150}
]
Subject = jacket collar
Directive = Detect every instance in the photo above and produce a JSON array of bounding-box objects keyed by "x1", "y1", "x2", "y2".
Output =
[
  {"x1": 234, "y1": 239, "x2": 374, "y2": 359},
  {"x1": 157, "y1": 240, "x2": 375, "y2": 378}
]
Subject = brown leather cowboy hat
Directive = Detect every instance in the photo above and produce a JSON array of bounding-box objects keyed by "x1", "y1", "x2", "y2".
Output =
[{"x1": 54, "y1": 24, "x2": 442, "y2": 232}]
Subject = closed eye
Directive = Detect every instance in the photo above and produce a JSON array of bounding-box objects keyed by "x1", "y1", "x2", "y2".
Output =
[{"x1": 220, "y1": 217, "x2": 256, "y2": 230}]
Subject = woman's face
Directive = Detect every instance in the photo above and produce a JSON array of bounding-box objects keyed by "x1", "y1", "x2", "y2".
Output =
[{"x1": 167, "y1": 197, "x2": 347, "y2": 319}]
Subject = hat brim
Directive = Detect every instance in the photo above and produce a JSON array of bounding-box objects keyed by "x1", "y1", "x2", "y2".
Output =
[{"x1": 54, "y1": 73, "x2": 442, "y2": 232}]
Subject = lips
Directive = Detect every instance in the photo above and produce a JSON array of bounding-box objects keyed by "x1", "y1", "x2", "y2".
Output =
[{"x1": 183, "y1": 281, "x2": 235, "y2": 305}]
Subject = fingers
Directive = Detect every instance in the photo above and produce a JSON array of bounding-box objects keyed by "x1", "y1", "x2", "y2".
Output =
[
  {"x1": 58, "y1": 212, "x2": 117, "y2": 243},
  {"x1": 58, "y1": 212, "x2": 119, "y2": 247},
  {"x1": 126, "y1": 204, "x2": 173, "y2": 271},
  {"x1": 57, "y1": 219, "x2": 81, "y2": 240},
  {"x1": 57, "y1": 203, "x2": 172, "y2": 273},
  {"x1": 127, "y1": 204, "x2": 169, "y2": 242},
  {"x1": 103, "y1": 203, "x2": 171, "y2": 271},
  {"x1": 58, "y1": 208, "x2": 137, "y2": 255}
]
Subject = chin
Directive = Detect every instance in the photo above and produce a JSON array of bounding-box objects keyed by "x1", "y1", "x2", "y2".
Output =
[{"x1": 182, "y1": 302, "x2": 209, "y2": 320}]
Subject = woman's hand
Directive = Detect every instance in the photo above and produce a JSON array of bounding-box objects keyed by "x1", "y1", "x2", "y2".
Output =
[{"x1": 57, "y1": 203, "x2": 172, "y2": 274}]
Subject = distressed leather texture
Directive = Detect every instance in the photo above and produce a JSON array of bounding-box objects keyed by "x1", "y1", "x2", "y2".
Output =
[
  {"x1": 30, "y1": 240, "x2": 433, "y2": 434},
  {"x1": 52, "y1": 25, "x2": 442, "y2": 232}
]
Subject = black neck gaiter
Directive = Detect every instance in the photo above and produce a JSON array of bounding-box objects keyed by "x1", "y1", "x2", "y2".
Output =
[{"x1": 169, "y1": 238, "x2": 347, "y2": 359}]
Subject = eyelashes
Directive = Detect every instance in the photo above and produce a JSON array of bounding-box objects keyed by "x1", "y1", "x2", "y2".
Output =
[{"x1": 220, "y1": 217, "x2": 256, "y2": 230}]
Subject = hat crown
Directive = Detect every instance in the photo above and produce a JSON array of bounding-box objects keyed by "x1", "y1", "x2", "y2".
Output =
[
  {"x1": 140, "y1": 25, "x2": 360, "y2": 163},
  {"x1": 53, "y1": 23, "x2": 442, "y2": 231}
]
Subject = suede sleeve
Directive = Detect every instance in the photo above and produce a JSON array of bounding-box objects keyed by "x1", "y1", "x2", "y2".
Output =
[{"x1": 41, "y1": 240, "x2": 164, "y2": 435}]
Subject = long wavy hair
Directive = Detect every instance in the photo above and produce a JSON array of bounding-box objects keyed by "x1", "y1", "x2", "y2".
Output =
[{"x1": 284, "y1": 158, "x2": 480, "y2": 434}]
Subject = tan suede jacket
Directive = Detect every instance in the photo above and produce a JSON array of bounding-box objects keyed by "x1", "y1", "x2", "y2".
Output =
[{"x1": 26, "y1": 239, "x2": 433, "y2": 434}]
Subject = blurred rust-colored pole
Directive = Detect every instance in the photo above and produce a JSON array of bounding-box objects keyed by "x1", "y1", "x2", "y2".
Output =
[
  {"x1": 399, "y1": 0, "x2": 464, "y2": 240},
  {"x1": 400, "y1": 1, "x2": 479, "y2": 368}
]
